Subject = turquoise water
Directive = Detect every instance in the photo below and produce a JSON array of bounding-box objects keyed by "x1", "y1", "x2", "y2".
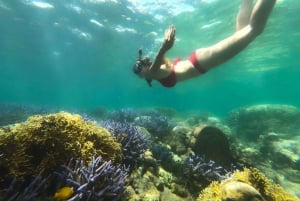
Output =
[{"x1": 0, "y1": 0, "x2": 299, "y2": 116}]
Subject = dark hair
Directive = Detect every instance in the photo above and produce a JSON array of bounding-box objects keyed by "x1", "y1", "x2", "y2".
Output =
[{"x1": 133, "y1": 49, "x2": 153, "y2": 87}]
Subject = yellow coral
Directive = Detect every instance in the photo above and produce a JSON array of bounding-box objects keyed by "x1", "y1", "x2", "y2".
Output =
[
  {"x1": 0, "y1": 112, "x2": 122, "y2": 179},
  {"x1": 197, "y1": 168, "x2": 299, "y2": 201}
]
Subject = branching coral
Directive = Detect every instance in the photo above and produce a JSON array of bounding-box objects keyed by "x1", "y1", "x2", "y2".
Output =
[
  {"x1": 55, "y1": 156, "x2": 129, "y2": 201},
  {"x1": 100, "y1": 120, "x2": 149, "y2": 168},
  {"x1": 1, "y1": 170, "x2": 49, "y2": 201},
  {"x1": 184, "y1": 154, "x2": 231, "y2": 184}
]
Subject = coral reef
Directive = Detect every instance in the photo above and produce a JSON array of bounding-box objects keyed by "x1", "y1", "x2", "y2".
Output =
[
  {"x1": 100, "y1": 120, "x2": 150, "y2": 168},
  {"x1": 133, "y1": 111, "x2": 176, "y2": 137},
  {"x1": 55, "y1": 156, "x2": 129, "y2": 201},
  {"x1": 127, "y1": 166, "x2": 192, "y2": 201},
  {"x1": 0, "y1": 112, "x2": 122, "y2": 184},
  {"x1": 197, "y1": 167, "x2": 299, "y2": 201},
  {"x1": 226, "y1": 104, "x2": 300, "y2": 141},
  {"x1": 0, "y1": 105, "x2": 299, "y2": 200}
]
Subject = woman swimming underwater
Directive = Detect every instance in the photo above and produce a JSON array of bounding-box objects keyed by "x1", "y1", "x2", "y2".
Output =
[{"x1": 133, "y1": 0, "x2": 276, "y2": 87}]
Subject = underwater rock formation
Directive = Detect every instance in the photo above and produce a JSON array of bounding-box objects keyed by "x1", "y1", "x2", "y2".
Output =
[
  {"x1": 192, "y1": 125, "x2": 234, "y2": 168},
  {"x1": 226, "y1": 104, "x2": 300, "y2": 141},
  {"x1": 197, "y1": 167, "x2": 299, "y2": 201},
  {"x1": 0, "y1": 112, "x2": 122, "y2": 185}
]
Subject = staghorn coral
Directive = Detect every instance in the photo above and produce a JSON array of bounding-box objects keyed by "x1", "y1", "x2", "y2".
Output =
[
  {"x1": 0, "y1": 112, "x2": 122, "y2": 183},
  {"x1": 197, "y1": 167, "x2": 299, "y2": 201},
  {"x1": 55, "y1": 156, "x2": 129, "y2": 201},
  {"x1": 100, "y1": 120, "x2": 150, "y2": 169},
  {"x1": 1, "y1": 170, "x2": 50, "y2": 201},
  {"x1": 183, "y1": 154, "x2": 233, "y2": 196},
  {"x1": 184, "y1": 154, "x2": 232, "y2": 184}
]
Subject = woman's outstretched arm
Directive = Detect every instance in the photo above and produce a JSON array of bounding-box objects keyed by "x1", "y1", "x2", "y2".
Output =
[
  {"x1": 149, "y1": 25, "x2": 176, "y2": 73},
  {"x1": 236, "y1": 0, "x2": 253, "y2": 30}
]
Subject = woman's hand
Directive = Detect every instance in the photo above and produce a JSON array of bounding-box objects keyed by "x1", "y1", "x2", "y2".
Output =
[
  {"x1": 149, "y1": 25, "x2": 176, "y2": 73},
  {"x1": 162, "y1": 25, "x2": 176, "y2": 51}
]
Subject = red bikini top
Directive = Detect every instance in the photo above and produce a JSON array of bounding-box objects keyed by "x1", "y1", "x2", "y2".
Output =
[{"x1": 158, "y1": 57, "x2": 181, "y2": 88}]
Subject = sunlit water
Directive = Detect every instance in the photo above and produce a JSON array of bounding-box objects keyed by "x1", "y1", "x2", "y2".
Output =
[{"x1": 0, "y1": 0, "x2": 299, "y2": 116}]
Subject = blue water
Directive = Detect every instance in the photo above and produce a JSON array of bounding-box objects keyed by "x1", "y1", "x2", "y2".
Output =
[{"x1": 0, "y1": 0, "x2": 299, "y2": 116}]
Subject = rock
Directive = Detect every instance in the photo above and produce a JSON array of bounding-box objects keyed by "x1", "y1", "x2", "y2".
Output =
[
  {"x1": 220, "y1": 180, "x2": 265, "y2": 201},
  {"x1": 192, "y1": 125, "x2": 234, "y2": 168}
]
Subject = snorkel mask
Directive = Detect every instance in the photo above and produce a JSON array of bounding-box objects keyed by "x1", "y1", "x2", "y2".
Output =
[
  {"x1": 133, "y1": 49, "x2": 151, "y2": 74},
  {"x1": 133, "y1": 48, "x2": 153, "y2": 87}
]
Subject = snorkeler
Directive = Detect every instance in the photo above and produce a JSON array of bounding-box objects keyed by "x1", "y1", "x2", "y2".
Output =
[{"x1": 133, "y1": 0, "x2": 276, "y2": 87}]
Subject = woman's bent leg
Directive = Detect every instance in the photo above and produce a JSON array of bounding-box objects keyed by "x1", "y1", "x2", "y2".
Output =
[{"x1": 195, "y1": 0, "x2": 276, "y2": 70}]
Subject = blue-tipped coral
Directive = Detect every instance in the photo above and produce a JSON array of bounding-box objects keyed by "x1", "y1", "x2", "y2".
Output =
[
  {"x1": 184, "y1": 154, "x2": 232, "y2": 184},
  {"x1": 56, "y1": 156, "x2": 129, "y2": 201},
  {"x1": 1, "y1": 170, "x2": 49, "y2": 201},
  {"x1": 101, "y1": 121, "x2": 150, "y2": 168},
  {"x1": 133, "y1": 111, "x2": 175, "y2": 137}
]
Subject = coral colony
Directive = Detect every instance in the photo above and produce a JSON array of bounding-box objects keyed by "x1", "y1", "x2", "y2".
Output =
[
  {"x1": 106, "y1": 108, "x2": 175, "y2": 137},
  {"x1": 101, "y1": 120, "x2": 149, "y2": 168},
  {"x1": 184, "y1": 154, "x2": 231, "y2": 183},
  {"x1": 133, "y1": 113, "x2": 175, "y2": 137},
  {"x1": 56, "y1": 156, "x2": 129, "y2": 201},
  {"x1": 3, "y1": 170, "x2": 49, "y2": 201}
]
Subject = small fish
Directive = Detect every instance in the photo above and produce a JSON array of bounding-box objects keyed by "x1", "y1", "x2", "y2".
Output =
[{"x1": 53, "y1": 186, "x2": 74, "y2": 200}]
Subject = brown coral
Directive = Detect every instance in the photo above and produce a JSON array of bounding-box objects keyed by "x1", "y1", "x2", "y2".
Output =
[{"x1": 0, "y1": 112, "x2": 122, "y2": 182}]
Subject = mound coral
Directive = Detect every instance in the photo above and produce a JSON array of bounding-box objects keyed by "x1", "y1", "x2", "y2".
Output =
[
  {"x1": 197, "y1": 167, "x2": 299, "y2": 201},
  {"x1": 0, "y1": 112, "x2": 122, "y2": 182}
]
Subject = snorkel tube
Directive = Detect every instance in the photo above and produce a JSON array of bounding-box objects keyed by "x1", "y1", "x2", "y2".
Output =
[
  {"x1": 138, "y1": 48, "x2": 143, "y2": 59},
  {"x1": 133, "y1": 48, "x2": 152, "y2": 87}
]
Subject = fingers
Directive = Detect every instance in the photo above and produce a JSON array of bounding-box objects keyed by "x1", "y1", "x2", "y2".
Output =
[{"x1": 165, "y1": 25, "x2": 176, "y2": 40}]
